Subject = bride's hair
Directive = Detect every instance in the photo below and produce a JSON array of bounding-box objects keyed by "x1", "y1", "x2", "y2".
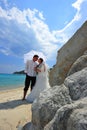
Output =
[{"x1": 39, "y1": 58, "x2": 43, "y2": 63}]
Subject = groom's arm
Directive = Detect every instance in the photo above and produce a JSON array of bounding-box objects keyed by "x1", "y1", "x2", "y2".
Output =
[{"x1": 25, "y1": 60, "x2": 29, "y2": 73}]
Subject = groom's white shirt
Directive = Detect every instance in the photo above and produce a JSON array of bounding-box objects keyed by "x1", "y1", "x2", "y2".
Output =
[{"x1": 25, "y1": 60, "x2": 38, "y2": 77}]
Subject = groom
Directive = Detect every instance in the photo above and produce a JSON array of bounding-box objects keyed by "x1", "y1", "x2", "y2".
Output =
[{"x1": 22, "y1": 54, "x2": 39, "y2": 100}]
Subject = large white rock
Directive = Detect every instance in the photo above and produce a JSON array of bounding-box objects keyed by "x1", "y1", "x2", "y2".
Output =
[
  {"x1": 31, "y1": 85, "x2": 72, "y2": 130},
  {"x1": 64, "y1": 67, "x2": 87, "y2": 100},
  {"x1": 67, "y1": 51, "x2": 87, "y2": 76},
  {"x1": 44, "y1": 97, "x2": 87, "y2": 130},
  {"x1": 49, "y1": 21, "x2": 87, "y2": 86}
]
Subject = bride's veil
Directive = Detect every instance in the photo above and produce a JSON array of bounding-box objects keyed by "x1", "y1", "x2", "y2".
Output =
[{"x1": 44, "y1": 63, "x2": 50, "y2": 77}]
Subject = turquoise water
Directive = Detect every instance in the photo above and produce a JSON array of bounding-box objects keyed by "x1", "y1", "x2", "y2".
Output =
[{"x1": 0, "y1": 74, "x2": 25, "y2": 90}]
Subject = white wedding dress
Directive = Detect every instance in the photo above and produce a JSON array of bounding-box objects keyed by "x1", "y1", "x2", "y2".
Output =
[{"x1": 26, "y1": 63, "x2": 50, "y2": 103}]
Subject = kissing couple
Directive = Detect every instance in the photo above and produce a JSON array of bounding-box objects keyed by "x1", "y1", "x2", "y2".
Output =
[{"x1": 22, "y1": 54, "x2": 50, "y2": 103}]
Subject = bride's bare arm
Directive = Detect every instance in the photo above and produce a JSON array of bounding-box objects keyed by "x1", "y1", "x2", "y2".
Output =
[
  {"x1": 35, "y1": 68, "x2": 41, "y2": 72},
  {"x1": 35, "y1": 64, "x2": 46, "y2": 72}
]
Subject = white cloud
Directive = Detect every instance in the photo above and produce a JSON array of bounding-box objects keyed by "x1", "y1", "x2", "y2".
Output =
[
  {"x1": 0, "y1": 48, "x2": 9, "y2": 55},
  {"x1": 0, "y1": 6, "x2": 59, "y2": 60},
  {"x1": 52, "y1": 0, "x2": 87, "y2": 44},
  {"x1": 38, "y1": 11, "x2": 45, "y2": 20},
  {"x1": 0, "y1": 63, "x2": 23, "y2": 73},
  {"x1": 72, "y1": 0, "x2": 86, "y2": 10},
  {"x1": 0, "y1": 0, "x2": 9, "y2": 8},
  {"x1": 0, "y1": 0, "x2": 87, "y2": 64}
]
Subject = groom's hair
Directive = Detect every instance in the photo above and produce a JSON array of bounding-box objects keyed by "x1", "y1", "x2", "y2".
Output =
[{"x1": 33, "y1": 55, "x2": 39, "y2": 58}]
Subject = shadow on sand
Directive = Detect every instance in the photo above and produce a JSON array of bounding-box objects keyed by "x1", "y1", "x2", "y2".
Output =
[{"x1": 0, "y1": 99, "x2": 31, "y2": 109}]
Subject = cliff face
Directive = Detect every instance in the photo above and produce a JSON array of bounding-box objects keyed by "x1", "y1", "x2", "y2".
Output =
[{"x1": 49, "y1": 21, "x2": 87, "y2": 87}]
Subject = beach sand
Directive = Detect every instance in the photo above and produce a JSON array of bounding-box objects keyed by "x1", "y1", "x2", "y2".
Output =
[{"x1": 0, "y1": 87, "x2": 32, "y2": 130}]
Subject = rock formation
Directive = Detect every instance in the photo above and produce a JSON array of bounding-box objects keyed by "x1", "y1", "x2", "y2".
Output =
[
  {"x1": 49, "y1": 21, "x2": 87, "y2": 86},
  {"x1": 13, "y1": 70, "x2": 25, "y2": 74},
  {"x1": 23, "y1": 21, "x2": 87, "y2": 130}
]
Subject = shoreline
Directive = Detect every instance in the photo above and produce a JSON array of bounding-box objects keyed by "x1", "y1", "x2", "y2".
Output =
[
  {"x1": 0, "y1": 85, "x2": 24, "y2": 91},
  {"x1": 0, "y1": 86, "x2": 23, "y2": 92},
  {"x1": 0, "y1": 87, "x2": 32, "y2": 130}
]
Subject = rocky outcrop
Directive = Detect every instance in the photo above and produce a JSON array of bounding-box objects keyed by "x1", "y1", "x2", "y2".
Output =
[
  {"x1": 44, "y1": 97, "x2": 87, "y2": 130},
  {"x1": 13, "y1": 70, "x2": 25, "y2": 74},
  {"x1": 23, "y1": 84, "x2": 72, "y2": 130},
  {"x1": 67, "y1": 50, "x2": 87, "y2": 76},
  {"x1": 31, "y1": 85, "x2": 72, "y2": 130},
  {"x1": 64, "y1": 67, "x2": 87, "y2": 100},
  {"x1": 26, "y1": 67, "x2": 87, "y2": 130},
  {"x1": 23, "y1": 21, "x2": 87, "y2": 130},
  {"x1": 49, "y1": 21, "x2": 87, "y2": 87}
]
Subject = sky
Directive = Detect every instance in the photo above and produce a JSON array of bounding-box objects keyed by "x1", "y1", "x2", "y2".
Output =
[{"x1": 0, "y1": 0, "x2": 87, "y2": 73}]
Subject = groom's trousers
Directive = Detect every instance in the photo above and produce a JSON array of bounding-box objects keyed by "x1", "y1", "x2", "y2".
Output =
[{"x1": 24, "y1": 74, "x2": 36, "y2": 91}]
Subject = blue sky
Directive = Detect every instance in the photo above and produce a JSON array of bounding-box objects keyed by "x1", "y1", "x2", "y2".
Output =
[{"x1": 0, "y1": 0, "x2": 87, "y2": 73}]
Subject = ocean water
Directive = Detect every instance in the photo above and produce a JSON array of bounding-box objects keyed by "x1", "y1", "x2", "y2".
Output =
[{"x1": 0, "y1": 73, "x2": 26, "y2": 90}]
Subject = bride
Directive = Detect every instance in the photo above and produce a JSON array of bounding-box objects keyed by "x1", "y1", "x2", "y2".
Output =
[{"x1": 26, "y1": 58, "x2": 50, "y2": 103}]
